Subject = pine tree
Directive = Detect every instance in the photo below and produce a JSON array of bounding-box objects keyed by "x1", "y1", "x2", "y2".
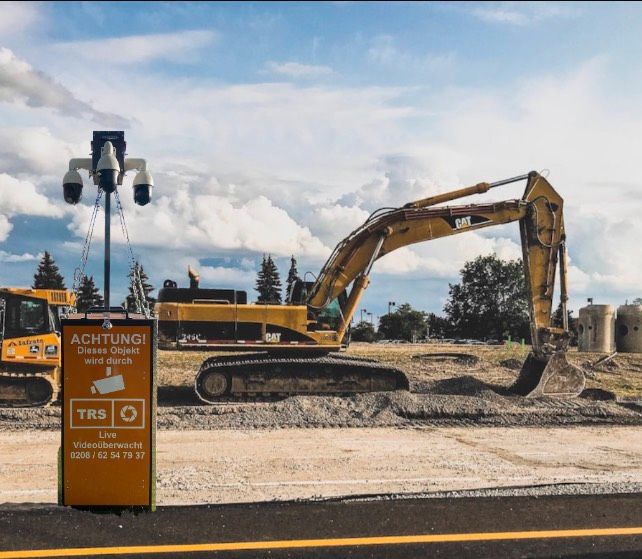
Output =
[
  {"x1": 32, "y1": 251, "x2": 66, "y2": 289},
  {"x1": 76, "y1": 275, "x2": 104, "y2": 312},
  {"x1": 125, "y1": 262, "x2": 155, "y2": 312},
  {"x1": 255, "y1": 254, "x2": 282, "y2": 304},
  {"x1": 285, "y1": 255, "x2": 300, "y2": 303}
]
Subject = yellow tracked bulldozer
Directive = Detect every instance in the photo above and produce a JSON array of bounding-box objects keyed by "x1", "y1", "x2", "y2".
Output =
[
  {"x1": 0, "y1": 288, "x2": 75, "y2": 406},
  {"x1": 155, "y1": 171, "x2": 585, "y2": 402}
]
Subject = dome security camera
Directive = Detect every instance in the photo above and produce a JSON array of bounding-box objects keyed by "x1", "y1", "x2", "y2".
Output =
[
  {"x1": 132, "y1": 169, "x2": 154, "y2": 206},
  {"x1": 62, "y1": 169, "x2": 84, "y2": 204},
  {"x1": 97, "y1": 141, "x2": 120, "y2": 193}
]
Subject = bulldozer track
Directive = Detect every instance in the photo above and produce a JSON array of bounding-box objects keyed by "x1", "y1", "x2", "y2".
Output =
[{"x1": 0, "y1": 371, "x2": 58, "y2": 408}]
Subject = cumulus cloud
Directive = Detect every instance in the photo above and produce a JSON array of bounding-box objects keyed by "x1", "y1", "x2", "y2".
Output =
[
  {"x1": 0, "y1": 250, "x2": 38, "y2": 263},
  {"x1": 0, "y1": 48, "x2": 129, "y2": 126},
  {"x1": 338, "y1": 153, "x2": 460, "y2": 211},
  {"x1": 263, "y1": 61, "x2": 334, "y2": 79},
  {"x1": 0, "y1": 126, "x2": 80, "y2": 176},
  {"x1": 69, "y1": 188, "x2": 330, "y2": 259},
  {"x1": 198, "y1": 265, "x2": 255, "y2": 285},
  {"x1": 374, "y1": 234, "x2": 522, "y2": 277},
  {"x1": 0, "y1": 216, "x2": 11, "y2": 243},
  {"x1": 308, "y1": 204, "x2": 369, "y2": 245},
  {"x1": 55, "y1": 30, "x2": 218, "y2": 65},
  {"x1": 0, "y1": 173, "x2": 62, "y2": 217}
]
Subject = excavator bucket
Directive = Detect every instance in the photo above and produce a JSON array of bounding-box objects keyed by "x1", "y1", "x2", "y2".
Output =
[{"x1": 512, "y1": 351, "x2": 585, "y2": 398}]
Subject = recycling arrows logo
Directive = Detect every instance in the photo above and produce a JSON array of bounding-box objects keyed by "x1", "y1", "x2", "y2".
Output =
[{"x1": 120, "y1": 405, "x2": 138, "y2": 423}]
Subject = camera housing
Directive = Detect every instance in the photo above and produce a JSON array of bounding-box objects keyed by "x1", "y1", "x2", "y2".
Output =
[
  {"x1": 97, "y1": 141, "x2": 120, "y2": 193},
  {"x1": 62, "y1": 170, "x2": 84, "y2": 204},
  {"x1": 132, "y1": 170, "x2": 154, "y2": 206}
]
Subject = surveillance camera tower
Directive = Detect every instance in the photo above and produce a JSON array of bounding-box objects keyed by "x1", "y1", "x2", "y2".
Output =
[{"x1": 63, "y1": 131, "x2": 154, "y2": 327}]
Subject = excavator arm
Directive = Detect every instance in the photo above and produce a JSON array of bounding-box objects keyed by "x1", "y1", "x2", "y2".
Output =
[{"x1": 306, "y1": 171, "x2": 585, "y2": 398}]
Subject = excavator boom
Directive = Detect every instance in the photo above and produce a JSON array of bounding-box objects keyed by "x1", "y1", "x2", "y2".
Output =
[{"x1": 306, "y1": 171, "x2": 584, "y2": 398}]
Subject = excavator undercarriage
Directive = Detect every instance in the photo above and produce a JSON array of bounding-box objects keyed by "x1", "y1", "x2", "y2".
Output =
[{"x1": 195, "y1": 353, "x2": 409, "y2": 403}]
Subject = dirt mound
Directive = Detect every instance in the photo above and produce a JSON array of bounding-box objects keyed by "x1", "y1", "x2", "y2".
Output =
[
  {"x1": 500, "y1": 358, "x2": 523, "y2": 370},
  {"x1": 429, "y1": 375, "x2": 509, "y2": 399}
]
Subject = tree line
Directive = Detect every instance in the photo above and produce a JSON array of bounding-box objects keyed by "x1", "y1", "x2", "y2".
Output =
[
  {"x1": 29, "y1": 251, "x2": 624, "y2": 343},
  {"x1": 351, "y1": 254, "x2": 571, "y2": 344},
  {"x1": 28, "y1": 251, "x2": 300, "y2": 311},
  {"x1": 30, "y1": 251, "x2": 155, "y2": 313}
]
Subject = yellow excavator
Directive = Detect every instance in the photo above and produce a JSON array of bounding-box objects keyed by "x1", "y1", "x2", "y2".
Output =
[
  {"x1": 0, "y1": 288, "x2": 75, "y2": 406},
  {"x1": 155, "y1": 171, "x2": 585, "y2": 403}
]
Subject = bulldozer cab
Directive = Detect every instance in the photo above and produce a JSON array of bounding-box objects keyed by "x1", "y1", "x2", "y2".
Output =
[{"x1": 0, "y1": 291, "x2": 54, "y2": 341}]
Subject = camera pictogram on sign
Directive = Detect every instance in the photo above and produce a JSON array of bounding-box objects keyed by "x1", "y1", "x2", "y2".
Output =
[{"x1": 90, "y1": 366, "x2": 125, "y2": 395}]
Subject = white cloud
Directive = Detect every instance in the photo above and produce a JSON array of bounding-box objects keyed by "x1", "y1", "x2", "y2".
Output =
[
  {"x1": 54, "y1": 30, "x2": 218, "y2": 65},
  {"x1": 0, "y1": 47, "x2": 129, "y2": 126},
  {"x1": 263, "y1": 61, "x2": 334, "y2": 79},
  {"x1": 1, "y1": 40, "x2": 639, "y2": 313},
  {"x1": 0, "y1": 126, "x2": 80, "y2": 176},
  {"x1": 338, "y1": 153, "x2": 461, "y2": 211},
  {"x1": 309, "y1": 204, "x2": 369, "y2": 245},
  {"x1": 198, "y1": 265, "x2": 254, "y2": 285},
  {"x1": 0, "y1": 216, "x2": 11, "y2": 242},
  {"x1": 0, "y1": 250, "x2": 38, "y2": 263},
  {"x1": 469, "y1": 2, "x2": 579, "y2": 26},
  {"x1": 69, "y1": 189, "x2": 330, "y2": 259},
  {"x1": 0, "y1": 2, "x2": 40, "y2": 37},
  {"x1": 374, "y1": 234, "x2": 521, "y2": 277},
  {"x1": 0, "y1": 173, "x2": 62, "y2": 218}
]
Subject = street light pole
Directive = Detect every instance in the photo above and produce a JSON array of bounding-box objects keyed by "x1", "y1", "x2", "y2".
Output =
[{"x1": 360, "y1": 308, "x2": 367, "y2": 323}]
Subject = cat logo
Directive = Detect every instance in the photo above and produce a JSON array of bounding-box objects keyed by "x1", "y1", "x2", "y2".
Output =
[
  {"x1": 265, "y1": 332, "x2": 282, "y2": 343},
  {"x1": 445, "y1": 214, "x2": 492, "y2": 230},
  {"x1": 454, "y1": 216, "x2": 472, "y2": 229}
]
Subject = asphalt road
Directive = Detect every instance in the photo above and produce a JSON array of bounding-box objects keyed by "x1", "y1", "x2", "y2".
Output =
[{"x1": 1, "y1": 493, "x2": 641, "y2": 558}]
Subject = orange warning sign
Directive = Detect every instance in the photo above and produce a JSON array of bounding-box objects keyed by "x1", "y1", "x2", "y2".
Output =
[{"x1": 61, "y1": 318, "x2": 155, "y2": 507}]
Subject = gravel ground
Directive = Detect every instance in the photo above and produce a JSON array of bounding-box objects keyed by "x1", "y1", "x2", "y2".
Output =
[
  {"x1": 2, "y1": 427, "x2": 641, "y2": 505},
  {"x1": 344, "y1": 482, "x2": 642, "y2": 501},
  {"x1": 1, "y1": 344, "x2": 640, "y2": 431}
]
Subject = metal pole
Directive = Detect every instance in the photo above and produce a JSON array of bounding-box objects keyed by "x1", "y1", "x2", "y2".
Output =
[{"x1": 104, "y1": 191, "x2": 111, "y2": 318}]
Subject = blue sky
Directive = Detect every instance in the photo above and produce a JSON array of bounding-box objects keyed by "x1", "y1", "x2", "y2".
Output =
[{"x1": 1, "y1": 1, "x2": 641, "y2": 321}]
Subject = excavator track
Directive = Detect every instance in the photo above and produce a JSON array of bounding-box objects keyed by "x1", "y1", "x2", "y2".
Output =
[
  {"x1": 0, "y1": 371, "x2": 58, "y2": 407},
  {"x1": 195, "y1": 353, "x2": 409, "y2": 404}
]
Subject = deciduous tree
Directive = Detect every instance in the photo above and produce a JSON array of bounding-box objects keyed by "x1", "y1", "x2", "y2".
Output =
[
  {"x1": 444, "y1": 254, "x2": 530, "y2": 342},
  {"x1": 378, "y1": 303, "x2": 428, "y2": 341},
  {"x1": 351, "y1": 320, "x2": 377, "y2": 342}
]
